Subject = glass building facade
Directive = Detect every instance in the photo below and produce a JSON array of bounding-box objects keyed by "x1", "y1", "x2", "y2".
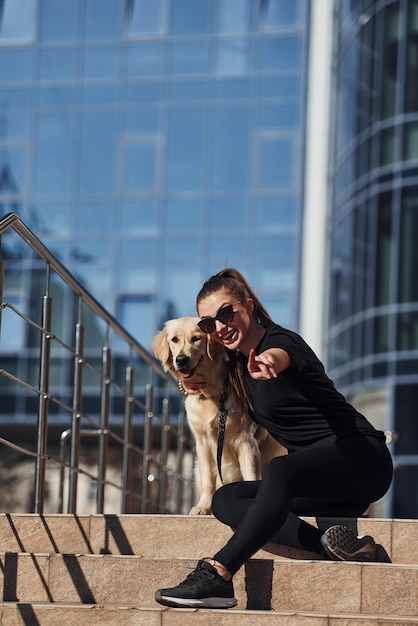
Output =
[
  {"x1": 327, "y1": 0, "x2": 418, "y2": 517},
  {"x1": 0, "y1": 0, "x2": 310, "y2": 423}
]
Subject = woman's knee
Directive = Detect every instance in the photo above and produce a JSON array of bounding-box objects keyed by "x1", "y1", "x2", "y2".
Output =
[{"x1": 211, "y1": 484, "x2": 235, "y2": 522}]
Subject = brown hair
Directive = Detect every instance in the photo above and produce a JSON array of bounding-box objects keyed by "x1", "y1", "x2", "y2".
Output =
[
  {"x1": 196, "y1": 268, "x2": 274, "y2": 328},
  {"x1": 196, "y1": 268, "x2": 274, "y2": 415}
]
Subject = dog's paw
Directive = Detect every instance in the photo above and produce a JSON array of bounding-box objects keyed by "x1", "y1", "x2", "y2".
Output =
[{"x1": 189, "y1": 504, "x2": 212, "y2": 515}]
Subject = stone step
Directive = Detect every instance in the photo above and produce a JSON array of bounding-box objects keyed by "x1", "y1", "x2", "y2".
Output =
[
  {"x1": 0, "y1": 514, "x2": 417, "y2": 563},
  {"x1": 0, "y1": 554, "x2": 417, "y2": 616},
  {"x1": 1, "y1": 603, "x2": 418, "y2": 626}
]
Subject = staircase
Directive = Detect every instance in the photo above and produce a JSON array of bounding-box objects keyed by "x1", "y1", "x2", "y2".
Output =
[{"x1": 0, "y1": 514, "x2": 417, "y2": 625}]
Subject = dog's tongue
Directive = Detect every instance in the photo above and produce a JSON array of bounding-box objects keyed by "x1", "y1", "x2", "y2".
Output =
[{"x1": 178, "y1": 370, "x2": 192, "y2": 379}]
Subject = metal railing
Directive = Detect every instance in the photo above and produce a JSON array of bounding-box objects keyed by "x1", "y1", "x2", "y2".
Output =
[{"x1": 0, "y1": 212, "x2": 195, "y2": 515}]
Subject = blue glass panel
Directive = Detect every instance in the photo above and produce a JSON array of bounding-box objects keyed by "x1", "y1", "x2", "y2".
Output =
[
  {"x1": 255, "y1": 235, "x2": 296, "y2": 258},
  {"x1": 76, "y1": 203, "x2": 113, "y2": 233},
  {"x1": 117, "y1": 295, "x2": 156, "y2": 349},
  {"x1": 261, "y1": 296, "x2": 292, "y2": 328},
  {"x1": 126, "y1": 44, "x2": 164, "y2": 77},
  {"x1": 214, "y1": 78, "x2": 252, "y2": 99},
  {"x1": 34, "y1": 113, "x2": 72, "y2": 194},
  {"x1": 2, "y1": 88, "x2": 31, "y2": 107},
  {"x1": 35, "y1": 203, "x2": 71, "y2": 234},
  {"x1": 121, "y1": 200, "x2": 159, "y2": 234},
  {"x1": 169, "y1": 80, "x2": 207, "y2": 102},
  {"x1": 2, "y1": 114, "x2": 30, "y2": 139},
  {"x1": 217, "y1": 0, "x2": 254, "y2": 33},
  {"x1": 0, "y1": 50, "x2": 32, "y2": 82},
  {"x1": 215, "y1": 39, "x2": 252, "y2": 75},
  {"x1": 83, "y1": 0, "x2": 123, "y2": 40},
  {"x1": 129, "y1": 0, "x2": 165, "y2": 35},
  {"x1": 81, "y1": 85, "x2": 120, "y2": 106},
  {"x1": 39, "y1": 48, "x2": 76, "y2": 81},
  {"x1": 212, "y1": 106, "x2": 251, "y2": 191},
  {"x1": 125, "y1": 82, "x2": 162, "y2": 103},
  {"x1": 83, "y1": 46, "x2": 120, "y2": 78},
  {"x1": 162, "y1": 267, "x2": 202, "y2": 318},
  {"x1": 0, "y1": 0, "x2": 35, "y2": 41},
  {"x1": 258, "y1": 136, "x2": 294, "y2": 188},
  {"x1": 124, "y1": 108, "x2": 160, "y2": 133},
  {"x1": 40, "y1": 0, "x2": 77, "y2": 42},
  {"x1": 259, "y1": 76, "x2": 300, "y2": 98},
  {"x1": 208, "y1": 234, "x2": 248, "y2": 258},
  {"x1": 260, "y1": 103, "x2": 299, "y2": 128},
  {"x1": 260, "y1": 36, "x2": 301, "y2": 71},
  {"x1": 123, "y1": 141, "x2": 158, "y2": 192},
  {"x1": 256, "y1": 196, "x2": 297, "y2": 230},
  {"x1": 38, "y1": 86, "x2": 74, "y2": 108},
  {"x1": 0, "y1": 145, "x2": 26, "y2": 193},
  {"x1": 171, "y1": 41, "x2": 210, "y2": 75},
  {"x1": 119, "y1": 237, "x2": 158, "y2": 260},
  {"x1": 209, "y1": 198, "x2": 249, "y2": 230},
  {"x1": 165, "y1": 237, "x2": 201, "y2": 259},
  {"x1": 261, "y1": 0, "x2": 301, "y2": 28},
  {"x1": 78, "y1": 112, "x2": 117, "y2": 194},
  {"x1": 165, "y1": 200, "x2": 203, "y2": 231},
  {"x1": 257, "y1": 267, "x2": 296, "y2": 292},
  {"x1": 171, "y1": 0, "x2": 210, "y2": 35},
  {"x1": 166, "y1": 108, "x2": 205, "y2": 191}
]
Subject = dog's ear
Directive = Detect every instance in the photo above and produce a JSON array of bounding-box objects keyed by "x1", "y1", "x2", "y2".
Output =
[
  {"x1": 152, "y1": 327, "x2": 171, "y2": 370},
  {"x1": 206, "y1": 334, "x2": 225, "y2": 361}
]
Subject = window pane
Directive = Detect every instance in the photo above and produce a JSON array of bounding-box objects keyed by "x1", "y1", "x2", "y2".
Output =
[
  {"x1": 165, "y1": 200, "x2": 203, "y2": 232},
  {"x1": 117, "y1": 295, "x2": 155, "y2": 349},
  {"x1": 171, "y1": 0, "x2": 210, "y2": 35},
  {"x1": 375, "y1": 192, "x2": 392, "y2": 307},
  {"x1": 260, "y1": 0, "x2": 301, "y2": 28},
  {"x1": 215, "y1": 39, "x2": 252, "y2": 75},
  {"x1": 209, "y1": 198, "x2": 249, "y2": 231},
  {"x1": 121, "y1": 200, "x2": 159, "y2": 234},
  {"x1": 35, "y1": 114, "x2": 72, "y2": 194},
  {"x1": 403, "y1": 122, "x2": 418, "y2": 161},
  {"x1": 212, "y1": 106, "x2": 251, "y2": 191},
  {"x1": 260, "y1": 36, "x2": 301, "y2": 72},
  {"x1": 83, "y1": 0, "x2": 123, "y2": 40},
  {"x1": 217, "y1": 0, "x2": 253, "y2": 33},
  {"x1": 171, "y1": 41, "x2": 209, "y2": 74},
  {"x1": 76, "y1": 203, "x2": 113, "y2": 234},
  {"x1": 0, "y1": 0, "x2": 35, "y2": 41},
  {"x1": 405, "y1": 0, "x2": 418, "y2": 113},
  {"x1": 83, "y1": 46, "x2": 120, "y2": 79},
  {"x1": 381, "y1": 2, "x2": 399, "y2": 119},
  {"x1": 0, "y1": 145, "x2": 27, "y2": 193},
  {"x1": 78, "y1": 112, "x2": 117, "y2": 194},
  {"x1": 129, "y1": 0, "x2": 165, "y2": 35},
  {"x1": 40, "y1": 0, "x2": 77, "y2": 42},
  {"x1": 127, "y1": 44, "x2": 164, "y2": 77},
  {"x1": 166, "y1": 108, "x2": 205, "y2": 191},
  {"x1": 39, "y1": 48, "x2": 77, "y2": 81},
  {"x1": 256, "y1": 196, "x2": 296, "y2": 230},
  {"x1": 0, "y1": 50, "x2": 32, "y2": 82},
  {"x1": 399, "y1": 188, "x2": 418, "y2": 303},
  {"x1": 258, "y1": 136, "x2": 294, "y2": 188},
  {"x1": 260, "y1": 103, "x2": 299, "y2": 129},
  {"x1": 123, "y1": 140, "x2": 159, "y2": 192}
]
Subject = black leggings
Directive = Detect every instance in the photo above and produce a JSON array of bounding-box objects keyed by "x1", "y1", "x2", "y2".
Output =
[{"x1": 212, "y1": 436, "x2": 393, "y2": 575}]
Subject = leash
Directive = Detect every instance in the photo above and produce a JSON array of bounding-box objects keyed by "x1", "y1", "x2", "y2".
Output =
[{"x1": 216, "y1": 390, "x2": 228, "y2": 483}]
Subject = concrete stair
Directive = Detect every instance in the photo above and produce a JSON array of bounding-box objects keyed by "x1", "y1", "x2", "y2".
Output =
[{"x1": 0, "y1": 514, "x2": 417, "y2": 624}]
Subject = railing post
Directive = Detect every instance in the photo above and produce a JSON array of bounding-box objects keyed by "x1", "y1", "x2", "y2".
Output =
[
  {"x1": 122, "y1": 363, "x2": 134, "y2": 513},
  {"x1": 97, "y1": 344, "x2": 111, "y2": 513},
  {"x1": 141, "y1": 383, "x2": 153, "y2": 513},
  {"x1": 68, "y1": 307, "x2": 84, "y2": 513},
  {"x1": 175, "y1": 404, "x2": 189, "y2": 513},
  {"x1": 159, "y1": 394, "x2": 171, "y2": 513},
  {"x1": 34, "y1": 270, "x2": 52, "y2": 514}
]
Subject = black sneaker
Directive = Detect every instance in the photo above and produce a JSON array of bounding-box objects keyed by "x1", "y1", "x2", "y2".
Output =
[
  {"x1": 321, "y1": 525, "x2": 376, "y2": 562},
  {"x1": 155, "y1": 559, "x2": 237, "y2": 609}
]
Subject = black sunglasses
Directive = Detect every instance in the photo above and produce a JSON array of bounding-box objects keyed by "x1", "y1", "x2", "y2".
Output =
[{"x1": 197, "y1": 301, "x2": 242, "y2": 334}]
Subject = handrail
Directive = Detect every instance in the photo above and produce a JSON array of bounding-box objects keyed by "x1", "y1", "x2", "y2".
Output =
[{"x1": 0, "y1": 212, "x2": 194, "y2": 515}]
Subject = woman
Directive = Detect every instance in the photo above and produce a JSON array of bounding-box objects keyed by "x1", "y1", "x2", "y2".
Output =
[{"x1": 155, "y1": 268, "x2": 393, "y2": 609}]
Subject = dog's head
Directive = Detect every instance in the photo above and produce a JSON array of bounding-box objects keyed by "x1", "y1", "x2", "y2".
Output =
[{"x1": 152, "y1": 316, "x2": 225, "y2": 384}]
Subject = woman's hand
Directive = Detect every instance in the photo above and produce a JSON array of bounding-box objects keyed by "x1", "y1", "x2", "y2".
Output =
[{"x1": 247, "y1": 348, "x2": 290, "y2": 380}]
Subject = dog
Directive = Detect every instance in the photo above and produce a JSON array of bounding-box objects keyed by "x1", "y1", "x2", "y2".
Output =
[{"x1": 152, "y1": 316, "x2": 286, "y2": 515}]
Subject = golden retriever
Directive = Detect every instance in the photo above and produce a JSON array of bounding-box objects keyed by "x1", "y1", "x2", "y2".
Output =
[{"x1": 152, "y1": 316, "x2": 285, "y2": 515}]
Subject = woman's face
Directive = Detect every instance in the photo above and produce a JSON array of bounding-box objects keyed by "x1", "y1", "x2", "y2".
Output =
[{"x1": 197, "y1": 289, "x2": 254, "y2": 351}]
